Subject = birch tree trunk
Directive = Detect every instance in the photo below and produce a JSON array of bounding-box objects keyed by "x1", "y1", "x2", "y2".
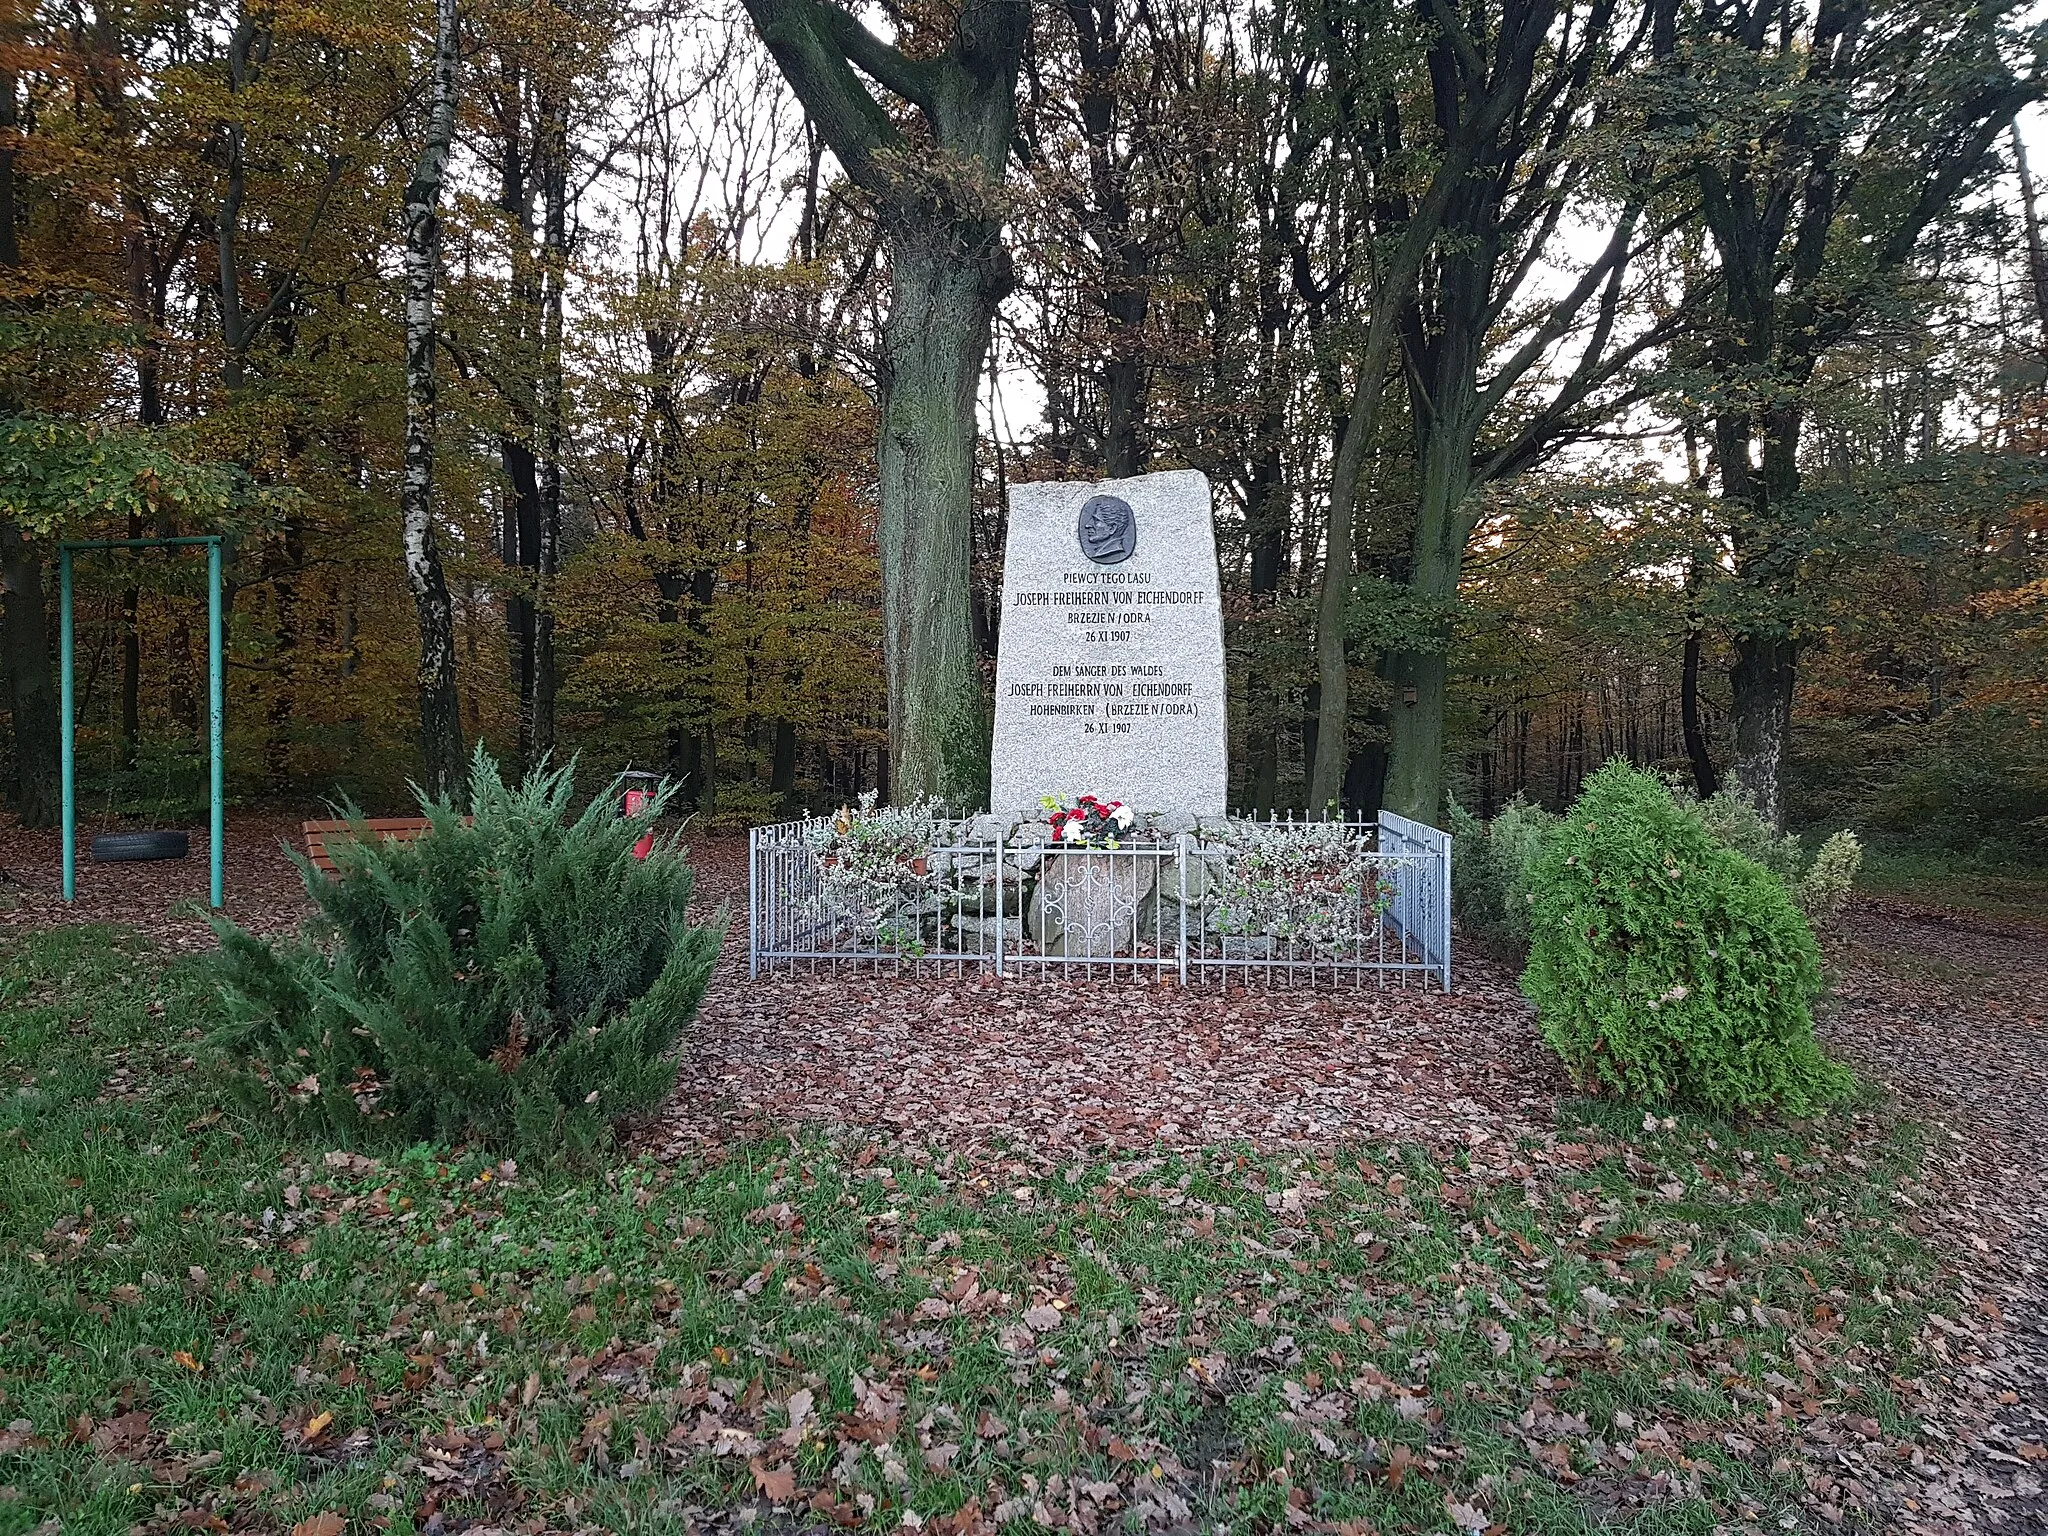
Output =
[{"x1": 401, "y1": 0, "x2": 466, "y2": 801}]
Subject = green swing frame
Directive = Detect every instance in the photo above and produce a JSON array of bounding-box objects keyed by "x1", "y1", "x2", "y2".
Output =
[{"x1": 58, "y1": 535, "x2": 226, "y2": 909}]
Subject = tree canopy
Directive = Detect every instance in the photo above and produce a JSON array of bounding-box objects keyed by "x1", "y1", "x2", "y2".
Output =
[{"x1": 1, "y1": 0, "x2": 2042, "y2": 855}]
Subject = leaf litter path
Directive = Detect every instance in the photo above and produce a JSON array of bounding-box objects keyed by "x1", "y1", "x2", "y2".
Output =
[
  {"x1": 0, "y1": 811, "x2": 313, "y2": 946},
  {"x1": 663, "y1": 843, "x2": 1572, "y2": 1163},
  {"x1": 659, "y1": 964, "x2": 1562, "y2": 1164},
  {"x1": 658, "y1": 837, "x2": 1568, "y2": 1162},
  {"x1": 1817, "y1": 897, "x2": 2048, "y2": 1534}
]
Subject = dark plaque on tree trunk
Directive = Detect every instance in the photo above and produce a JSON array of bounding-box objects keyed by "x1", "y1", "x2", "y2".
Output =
[{"x1": 1076, "y1": 495, "x2": 1138, "y2": 565}]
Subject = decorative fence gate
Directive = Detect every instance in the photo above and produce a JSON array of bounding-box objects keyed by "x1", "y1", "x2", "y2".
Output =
[{"x1": 748, "y1": 810, "x2": 1451, "y2": 990}]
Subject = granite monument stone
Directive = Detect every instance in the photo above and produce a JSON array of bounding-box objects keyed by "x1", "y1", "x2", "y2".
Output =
[{"x1": 990, "y1": 469, "x2": 1227, "y2": 819}]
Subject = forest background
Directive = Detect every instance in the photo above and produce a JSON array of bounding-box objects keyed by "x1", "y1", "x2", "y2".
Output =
[{"x1": 3, "y1": 0, "x2": 2045, "y2": 865}]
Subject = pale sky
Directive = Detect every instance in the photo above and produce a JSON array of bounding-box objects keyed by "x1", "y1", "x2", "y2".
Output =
[{"x1": 589, "y1": 15, "x2": 2048, "y2": 487}]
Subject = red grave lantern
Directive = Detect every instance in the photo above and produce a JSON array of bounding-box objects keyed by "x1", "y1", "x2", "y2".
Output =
[{"x1": 620, "y1": 770, "x2": 660, "y2": 860}]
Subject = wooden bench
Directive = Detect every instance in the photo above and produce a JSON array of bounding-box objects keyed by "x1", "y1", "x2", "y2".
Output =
[{"x1": 300, "y1": 817, "x2": 438, "y2": 878}]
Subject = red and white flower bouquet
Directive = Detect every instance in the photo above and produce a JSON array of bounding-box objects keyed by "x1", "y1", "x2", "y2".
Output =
[{"x1": 1040, "y1": 793, "x2": 1143, "y2": 847}]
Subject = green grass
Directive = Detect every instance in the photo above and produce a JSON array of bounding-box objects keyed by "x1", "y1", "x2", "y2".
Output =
[
  {"x1": 1856, "y1": 846, "x2": 2048, "y2": 925},
  {"x1": 0, "y1": 926, "x2": 1947, "y2": 1535}
]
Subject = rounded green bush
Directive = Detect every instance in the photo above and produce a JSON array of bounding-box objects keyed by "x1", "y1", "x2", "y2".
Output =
[{"x1": 1521, "y1": 760, "x2": 1850, "y2": 1115}]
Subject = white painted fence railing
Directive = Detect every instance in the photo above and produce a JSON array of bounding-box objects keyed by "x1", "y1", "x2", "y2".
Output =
[
  {"x1": 1373, "y1": 809, "x2": 1454, "y2": 989},
  {"x1": 748, "y1": 810, "x2": 1451, "y2": 990}
]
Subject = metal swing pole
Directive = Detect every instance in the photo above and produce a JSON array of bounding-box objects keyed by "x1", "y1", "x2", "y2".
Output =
[
  {"x1": 207, "y1": 536, "x2": 224, "y2": 909},
  {"x1": 59, "y1": 546, "x2": 75, "y2": 902}
]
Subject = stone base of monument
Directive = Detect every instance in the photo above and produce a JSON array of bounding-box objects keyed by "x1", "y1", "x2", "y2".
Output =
[
  {"x1": 1028, "y1": 850, "x2": 1158, "y2": 957},
  {"x1": 952, "y1": 912, "x2": 1024, "y2": 952}
]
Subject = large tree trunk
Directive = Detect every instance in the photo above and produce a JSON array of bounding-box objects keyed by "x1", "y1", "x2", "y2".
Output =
[
  {"x1": 1676, "y1": 0, "x2": 2031, "y2": 829},
  {"x1": 1102, "y1": 266, "x2": 1147, "y2": 478},
  {"x1": 494, "y1": 63, "x2": 565, "y2": 771},
  {"x1": 637, "y1": 329, "x2": 713, "y2": 811},
  {"x1": 214, "y1": 12, "x2": 268, "y2": 394},
  {"x1": 683, "y1": 564, "x2": 717, "y2": 813},
  {"x1": 1716, "y1": 400, "x2": 1804, "y2": 829},
  {"x1": 1304, "y1": 147, "x2": 1493, "y2": 813},
  {"x1": 120, "y1": 224, "x2": 155, "y2": 769},
  {"x1": 264, "y1": 519, "x2": 306, "y2": 790},
  {"x1": 1355, "y1": 0, "x2": 1589, "y2": 827},
  {"x1": 119, "y1": 536, "x2": 141, "y2": 769},
  {"x1": 1680, "y1": 621, "x2": 1717, "y2": 797},
  {"x1": 0, "y1": 57, "x2": 17, "y2": 290},
  {"x1": 739, "y1": 0, "x2": 1023, "y2": 810},
  {"x1": 0, "y1": 64, "x2": 57, "y2": 826},
  {"x1": 401, "y1": 0, "x2": 466, "y2": 801},
  {"x1": 531, "y1": 89, "x2": 566, "y2": 762},
  {"x1": 1730, "y1": 631, "x2": 1796, "y2": 822},
  {"x1": 1, "y1": 523, "x2": 60, "y2": 826},
  {"x1": 1382, "y1": 651, "x2": 1450, "y2": 823},
  {"x1": 1380, "y1": 443, "x2": 1473, "y2": 823},
  {"x1": 1306, "y1": 395, "x2": 1367, "y2": 813},
  {"x1": 1058, "y1": 0, "x2": 1150, "y2": 478},
  {"x1": 500, "y1": 433, "x2": 543, "y2": 758},
  {"x1": 1243, "y1": 422, "x2": 1287, "y2": 814},
  {"x1": 2014, "y1": 127, "x2": 2048, "y2": 356},
  {"x1": 770, "y1": 718, "x2": 798, "y2": 803},
  {"x1": 875, "y1": 233, "x2": 1001, "y2": 808}
]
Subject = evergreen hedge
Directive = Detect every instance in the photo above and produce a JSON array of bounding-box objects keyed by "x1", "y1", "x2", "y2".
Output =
[
  {"x1": 1449, "y1": 794, "x2": 1560, "y2": 954},
  {"x1": 207, "y1": 749, "x2": 722, "y2": 1161},
  {"x1": 1520, "y1": 760, "x2": 1851, "y2": 1116}
]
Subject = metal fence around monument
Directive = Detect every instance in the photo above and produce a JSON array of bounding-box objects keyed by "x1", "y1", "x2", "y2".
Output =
[{"x1": 747, "y1": 810, "x2": 1450, "y2": 990}]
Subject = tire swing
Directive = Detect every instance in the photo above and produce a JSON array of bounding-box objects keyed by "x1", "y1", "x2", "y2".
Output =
[
  {"x1": 91, "y1": 829, "x2": 192, "y2": 863},
  {"x1": 59, "y1": 535, "x2": 226, "y2": 908},
  {"x1": 84, "y1": 655, "x2": 193, "y2": 864}
]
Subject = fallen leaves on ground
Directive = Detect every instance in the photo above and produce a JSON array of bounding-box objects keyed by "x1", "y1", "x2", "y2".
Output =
[
  {"x1": 3, "y1": 820, "x2": 2045, "y2": 1532},
  {"x1": 1810, "y1": 896, "x2": 2048, "y2": 1533}
]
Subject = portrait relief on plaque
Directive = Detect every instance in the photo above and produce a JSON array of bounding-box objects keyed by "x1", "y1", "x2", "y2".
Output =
[{"x1": 1076, "y1": 494, "x2": 1138, "y2": 565}]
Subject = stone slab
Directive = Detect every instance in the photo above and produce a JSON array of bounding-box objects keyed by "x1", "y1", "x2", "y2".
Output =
[{"x1": 990, "y1": 470, "x2": 1226, "y2": 818}]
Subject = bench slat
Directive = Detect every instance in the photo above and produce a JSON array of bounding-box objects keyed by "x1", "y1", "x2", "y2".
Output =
[
  {"x1": 301, "y1": 817, "x2": 441, "y2": 878},
  {"x1": 301, "y1": 819, "x2": 436, "y2": 835}
]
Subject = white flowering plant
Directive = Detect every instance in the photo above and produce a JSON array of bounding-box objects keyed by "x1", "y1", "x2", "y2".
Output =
[
  {"x1": 1207, "y1": 818, "x2": 1388, "y2": 953},
  {"x1": 798, "y1": 791, "x2": 945, "y2": 934},
  {"x1": 1039, "y1": 793, "x2": 1146, "y2": 847}
]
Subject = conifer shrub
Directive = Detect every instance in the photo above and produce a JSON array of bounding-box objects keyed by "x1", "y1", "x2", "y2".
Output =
[
  {"x1": 1449, "y1": 794, "x2": 1559, "y2": 954},
  {"x1": 1448, "y1": 797, "x2": 1501, "y2": 932},
  {"x1": 1798, "y1": 830, "x2": 1863, "y2": 923},
  {"x1": 1674, "y1": 782, "x2": 1864, "y2": 924},
  {"x1": 207, "y1": 749, "x2": 722, "y2": 1161},
  {"x1": 1521, "y1": 760, "x2": 1851, "y2": 1116}
]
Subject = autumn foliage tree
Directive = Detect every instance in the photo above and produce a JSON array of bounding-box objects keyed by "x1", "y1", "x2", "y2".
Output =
[{"x1": 0, "y1": 0, "x2": 2040, "y2": 858}]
